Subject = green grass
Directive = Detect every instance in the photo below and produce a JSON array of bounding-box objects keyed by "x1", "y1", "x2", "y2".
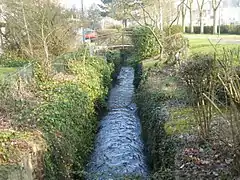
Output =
[
  {"x1": 142, "y1": 59, "x2": 159, "y2": 69},
  {"x1": 165, "y1": 107, "x2": 195, "y2": 135},
  {"x1": 185, "y1": 33, "x2": 240, "y2": 40},
  {"x1": 0, "y1": 67, "x2": 17, "y2": 79},
  {"x1": 188, "y1": 38, "x2": 240, "y2": 54}
]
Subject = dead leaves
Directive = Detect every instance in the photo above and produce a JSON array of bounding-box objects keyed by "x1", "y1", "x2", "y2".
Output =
[{"x1": 176, "y1": 144, "x2": 233, "y2": 179}]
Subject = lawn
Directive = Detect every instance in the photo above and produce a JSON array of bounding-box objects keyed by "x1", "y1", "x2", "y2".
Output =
[
  {"x1": 188, "y1": 37, "x2": 240, "y2": 54},
  {"x1": 185, "y1": 33, "x2": 240, "y2": 40},
  {"x1": 0, "y1": 67, "x2": 17, "y2": 80}
]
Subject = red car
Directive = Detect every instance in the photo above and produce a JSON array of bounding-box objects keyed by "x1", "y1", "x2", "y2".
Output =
[{"x1": 84, "y1": 30, "x2": 97, "y2": 39}]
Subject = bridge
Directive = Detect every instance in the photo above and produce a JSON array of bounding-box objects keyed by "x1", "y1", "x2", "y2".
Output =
[{"x1": 94, "y1": 44, "x2": 133, "y2": 51}]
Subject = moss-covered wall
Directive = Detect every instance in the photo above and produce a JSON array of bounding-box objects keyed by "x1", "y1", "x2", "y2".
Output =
[{"x1": 0, "y1": 131, "x2": 45, "y2": 180}]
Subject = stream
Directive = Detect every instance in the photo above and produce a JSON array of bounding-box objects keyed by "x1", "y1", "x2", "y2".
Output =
[{"x1": 87, "y1": 67, "x2": 148, "y2": 179}]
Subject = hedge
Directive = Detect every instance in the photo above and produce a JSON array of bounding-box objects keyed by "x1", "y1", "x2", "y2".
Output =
[
  {"x1": 185, "y1": 25, "x2": 240, "y2": 34},
  {"x1": 10, "y1": 51, "x2": 114, "y2": 179},
  {"x1": 131, "y1": 26, "x2": 162, "y2": 60}
]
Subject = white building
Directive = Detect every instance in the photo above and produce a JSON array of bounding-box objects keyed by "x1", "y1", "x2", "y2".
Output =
[
  {"x1": 0, "y1": 4, "x2": 5, "y2": 54},
  {"x1": 184, "y1": 0, "x2": 240, "y2": 26},
  {"x1": 100, "y1": 17, "x2": 122, "y2": 29}
]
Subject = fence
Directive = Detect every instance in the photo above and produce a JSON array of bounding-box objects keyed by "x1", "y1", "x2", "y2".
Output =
[{"x1": 1, "y1": 63, "x2": 33, "y2": 85}]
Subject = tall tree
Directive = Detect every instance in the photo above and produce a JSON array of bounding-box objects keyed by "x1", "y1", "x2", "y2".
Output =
[
  {"x1": 185, "y1": 0, "x2": 194, "y2": 33},
  {"x1": 181, "y1": 0, "x2": 188, "y2": 33},
  {"x1": 212, "y1": 0, "x2": 222, "y2": 34},
  {"x1": 87, "y1": 3, "x2": 102, "y2": 29},
  {"x1": 100, "y1": 0, "x2": 135, "y2": 27},
  {"x1": 197, "y1": 0, "x2": 206, "y2": 34},
  {"x1": 2, "y1": 0, "x2": 79, "y2": 78}
]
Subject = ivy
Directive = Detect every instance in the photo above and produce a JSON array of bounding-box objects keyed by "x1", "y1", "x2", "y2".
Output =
[
  {"x1": 131, "y1": 26, "x2": 162, "y2": 60},
  {"x1": 35, "y1": 54, "x2": 114, "y2": 179},
  {"x1": 6, "y1": 51, "x2": 115, "y2": 179}
]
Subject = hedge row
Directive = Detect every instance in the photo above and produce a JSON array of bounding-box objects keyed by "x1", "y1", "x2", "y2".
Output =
[
  {"x1": 5, "y1": 50, "x2": 115, "y2": 179},
  {"x1": 135, "y1": 67, "x2": 178, "y2": 179},
  {"x1": 41, "y1": 53, "x2": 114, "y2": 179},
  {"x1": 185, "y1": 25, "x2": 240, "y2": 34}
]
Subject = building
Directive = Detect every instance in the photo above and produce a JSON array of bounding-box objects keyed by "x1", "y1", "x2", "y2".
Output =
[
  {"x1": 0, "y1": 4, "x2": 5, "y2": 54},
  {"x1": 184, "y1": 0, "x2": 240, "y2": 27}
]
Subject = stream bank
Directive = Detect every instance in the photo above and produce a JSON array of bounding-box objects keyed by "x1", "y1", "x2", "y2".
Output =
[
  {"x1": 134, "y1": 60, "x2": 189, "y2": 179},
  {"x1": 134, "y1": 58, "x2": 235, "y2": 179},
  {"x1": 87, "y1": 67, "x2": 148, "y2": 179}
]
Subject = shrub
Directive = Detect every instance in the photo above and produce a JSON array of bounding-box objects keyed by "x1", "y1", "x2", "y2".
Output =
[
  {"x1": 38, "y1": 82, "x2": 96, "y2": 179},
  {"x1": 0, "y1": 53, "x2": 29, "y2": 67},
  {"x1": 193, "y1": 26, "x2": 200, "y2": 34},
  {"x1": 105, "y1": 50, "x2": 122, "y2": 79},
  {"x1": 163, "y1": 33, "x2": 189, "y2": 64},
  {"x1": 204, "y1": 26, "x2": 213, "y2": 34},
  {"x1": 136, "y1": 85, "x2": 176, "y2": 176},
  {"x1": 131, "y1": 26, "x2": 162, "y2": 60},
  {"x1": 180, "y1": 54, "x2": 218, "y2": 139},
  {"x1": 164, "y1": 25, "x2": 183, "y2": 35},
  {"x1": 12, "y1": 51, "x2": 114, "y2": 179},
  {"x1": 179, "y1": 49, "x2": 240, "y2": 175},
  {"x1": 219, "y1": 25, "x2": 230, "y2": 34}
]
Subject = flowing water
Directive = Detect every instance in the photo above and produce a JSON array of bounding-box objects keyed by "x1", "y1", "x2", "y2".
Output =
[{"x1": 87, "y1": 67, "x2": 148, "y2": 179}]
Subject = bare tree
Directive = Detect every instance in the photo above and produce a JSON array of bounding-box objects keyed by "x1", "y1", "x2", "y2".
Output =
[
  {"x1": 212, "y1": 0, "x2": 222, "y2": 34},
  {"x1": 184, "y1": 0, "x2": 194, "y2": 33},
  {"x1": 197, "y1": 0, "x2": 206, "y2": 34},
  {"x1": 2, "y1": 0, "x2": 78, "y2": 77},
  {"x1": 181, "y1": 0, "x2": 188, "y2": 33}
]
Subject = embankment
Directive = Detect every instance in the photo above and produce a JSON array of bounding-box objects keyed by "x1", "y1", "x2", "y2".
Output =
[
  {"x1": 0, "y1": 50, "x2": 121, "y2": 180},
  {"x1": 134, "y1": 61, "x2": 189, "y2": 179}
]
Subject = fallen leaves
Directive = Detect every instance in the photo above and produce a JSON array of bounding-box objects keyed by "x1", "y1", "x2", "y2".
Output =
[{"x1": 176, "y1": 142, "x2": 234, "y2": 179}]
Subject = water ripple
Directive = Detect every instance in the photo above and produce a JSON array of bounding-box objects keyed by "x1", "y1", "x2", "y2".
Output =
[{"x1": 87, "y1": 67, "x2": 148, "y2": 179}]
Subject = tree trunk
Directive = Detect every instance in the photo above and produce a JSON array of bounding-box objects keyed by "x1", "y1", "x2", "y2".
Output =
[
  {"x1": 21, "y1": 1, "x2": 33, "y2": 56},
  {"x1": 213, "y1": 10, "x2": 217, "y2": 34},
  {"x1": 177, "y1": 15, "x2": 180, "y2": 25},
  {"x1": 200, "y1": 13, "x2": 204, "y2": 34},
  {"x1": 182, "y1": 14, "x2": 186, "y2": 33},
  {"x1": 160, "y1": 7, "x2": 163, "y2": 31},
  {"x1": 190, "y1": 10, "x2": 194, "y2": 33}
]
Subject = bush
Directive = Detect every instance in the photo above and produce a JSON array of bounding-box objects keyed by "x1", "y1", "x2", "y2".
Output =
[
  {"x1": 136, "y1": 85, "x2": 176, "y2": 177},
  {"x1": 105, "y1": 50, "x2": 122, "y2": 80},
  {"x1": 204, "y1": 26, "x2": 213, "y2": 34},
  {"x1": 13, "y1": 51, "x2": 114, "y2": 179},
  {"x1": 179, "y1": 54, "x2": 218, "y2": 139},
  {"x1": 131, "y1": 26, "x2": 162, "y2": 60},
  {"x1": 164, "y1": 25, "x2": 183, "y2": 35},
  {"x1": 220, "y1": 25, "x2": 230, "y2": 34},
  {"x1": 38, "y1": 82, "x2": 96, "y2": 179},
  {"x1": 0, "y1": 53, "x2": 29, "y2": 67}
]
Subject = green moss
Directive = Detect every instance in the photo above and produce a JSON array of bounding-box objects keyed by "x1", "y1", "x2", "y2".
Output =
[
  {"x1": 165, "y1": 107, "x2": 195, "y2": 135},
  {"x1": 0, "y1": 131, "x2": 45, "y2": 164},
  {"x1": 0, "y1": 165, "x2": 21, "y2": 180}
]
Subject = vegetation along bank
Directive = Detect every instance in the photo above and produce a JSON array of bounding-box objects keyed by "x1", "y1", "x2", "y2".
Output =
[{"x1": 131, "y1": 25, "x2": 240, "y2": 179}]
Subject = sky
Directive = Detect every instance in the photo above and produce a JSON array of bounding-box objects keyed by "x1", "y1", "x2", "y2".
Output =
[{"x1": 60, "y1": 0, "x2": 102, "y2": 9}]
